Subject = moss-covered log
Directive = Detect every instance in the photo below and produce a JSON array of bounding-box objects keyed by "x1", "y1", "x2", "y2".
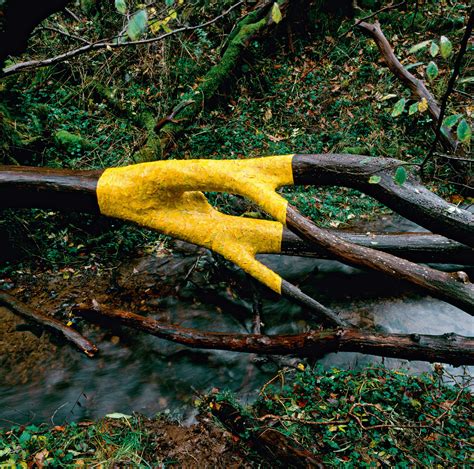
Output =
[{"x1": 155, "y1": 1, "x2": 300, "y2": 155}]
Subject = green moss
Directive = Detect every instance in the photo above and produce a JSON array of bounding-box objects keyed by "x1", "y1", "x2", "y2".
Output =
[
  {"x1": 54, "y1": 130, "x2": 95, "y2": 152},
  {"x1": 160, "y1": 17, "x2": 267, "y2": 142},
  {"x1": 0, "y1": 102, "x2": 22, "y2": 162}
]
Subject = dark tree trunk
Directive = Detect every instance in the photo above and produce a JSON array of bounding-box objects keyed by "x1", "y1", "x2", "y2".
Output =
[{"x1": 0, "y1": 0, "x2": 72, "y2": 70}]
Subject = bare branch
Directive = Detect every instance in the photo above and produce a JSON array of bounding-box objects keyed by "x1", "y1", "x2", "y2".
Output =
[
  {"x1": 0, "y1": 291, "x2": 97, "y2": 357},
  {"x1": 74, "y1": 302, "x2": 474, "y2": 366},
  {"x1": 2, "y1": 1, "x2": 244, "y2": 77}
]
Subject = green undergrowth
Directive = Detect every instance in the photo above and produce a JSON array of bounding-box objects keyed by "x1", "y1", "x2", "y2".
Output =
[
  {"x1": 0, "y1": 365, "x2": 471, "y2": 467},
  {"x1": 212, "y1": 364, "x2": 473, "y2": 467},
  {"x1": 0, "y1": 0, "x2": 471, "y2": 272},
  {"x1": 0, "y1": 414, "x2": 160, "y2": 467}
]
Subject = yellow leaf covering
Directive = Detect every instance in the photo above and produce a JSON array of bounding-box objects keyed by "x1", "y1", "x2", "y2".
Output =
[{"x1": 97, "y1": 155, "x2": 295, "y2": 293}]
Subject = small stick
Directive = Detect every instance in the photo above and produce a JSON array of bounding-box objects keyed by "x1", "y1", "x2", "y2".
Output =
[{"x1": 0, "y1": 292, "x2": 97, "y2": 357}]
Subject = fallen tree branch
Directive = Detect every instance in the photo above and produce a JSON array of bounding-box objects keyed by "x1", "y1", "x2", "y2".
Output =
[
  {"x1": 0, "y1": 165, "x2": 471, "y2": 264},
  {"x1": 74, "y1": 302, "x2": 474, "y2": 366},
  {"x1": 1, "y1": 1, "x2": 244, "y2": 77},
  {"x1": 358, "y1": 21, "x2": 458, "y2": 152},
  {"x1": 1, "y1": 154, "x2": 473, "y2": 317},
  {"x1": 286, "y1": 205, "x2": 473, "y2": 315},
  {"x1": 155, "y1": 3, "x2": 274, "y2": 152},
  {"x1": 281, "y1": 229, "x2": 474, "y2": 265},
  {"x1": 208, "y1": 398, "x2": 324, "y2": 468},
  {"x1": 0, "y1": 291, "x2": 97, "y2": 357},
  {"x1": 291, "y1": 154, "x2": 473, "y2": 247},
  {"x1": 421, "y1": 7, "x2": 474, "y2": 172}
]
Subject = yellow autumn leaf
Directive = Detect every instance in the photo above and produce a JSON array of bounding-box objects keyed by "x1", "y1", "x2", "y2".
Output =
[
  {"x1": 297, "y1": 363, "x2": 305, "y2": 371},
  {"x1": 271, "y1": 3, "x2": 282, "y2": 24},
  {"x1": 150, "y1": 19, "x2": 161, "y2": 34},
  {"x1": 418, "y1": 97, "x2": 428, "y2": 113}
]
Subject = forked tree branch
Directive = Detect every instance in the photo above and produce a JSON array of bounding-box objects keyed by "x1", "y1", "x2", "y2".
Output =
[{"x1": 1, "y1": 154, "x2": 473, "y2": 317}]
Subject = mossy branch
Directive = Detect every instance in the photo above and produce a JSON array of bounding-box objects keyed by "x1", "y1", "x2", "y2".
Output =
[{"x1": 156, "y1": 4, "x2": 280, "y2": 152}]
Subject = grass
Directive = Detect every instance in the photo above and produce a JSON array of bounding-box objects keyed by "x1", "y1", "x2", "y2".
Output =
[{"x1": 0, "y1": 415, "x2": 158, "y2": 467}]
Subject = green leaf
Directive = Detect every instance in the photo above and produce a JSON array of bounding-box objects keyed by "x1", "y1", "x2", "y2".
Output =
[
  {"x1": 429, "y1": 41, "x2": 439, "y2": 57},
  {"x1": 404, "y1": 61, "x2": 424, "y2": 71},
  {"x1": 165, "y1": 0, "x2": 174, "y2": 5},
  {"x1": 394, "y1": 166, "x2": 407, "y2": 186},
  {"x1": 408, "y1": 40, "x2": 431, "y2": 54},
  {"x1": 408, "y1": 102, "x2": 419, "y2": 115},
  {"x1": 271, "y1": 2, "x2": 282, "y2": 24},
  {"x1": 127, "y1": 9, "x2": 148, "y2": 41},
  {"x1": 426, "y1": 61, "x2": 438, "y2": 81},
  {"x1": 391, "y1": 98, "x2": 406, "y2": 117},
  {"x1": 19, "y1": 431, "x2": 31, "y2": 446},
  {"x1": 115, "y1": 0, "x2": 126, "y2": 14},
  {"x1": 457, "y1": 119, "x2": 472, "y2": 144},
  {"x1": 442, "y1": 114, "x2": 462, "y2": 129},
  {"x1": 369, "y1": 175, "x2": 381, "y2": 184},
  {"x1": 440, "y1": 36, "x2": 453, "y2": 59}
]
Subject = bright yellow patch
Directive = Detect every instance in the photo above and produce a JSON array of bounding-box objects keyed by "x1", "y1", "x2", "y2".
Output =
[{"x1": 97, "y1": 156, "x2": 295, "y2": 293}]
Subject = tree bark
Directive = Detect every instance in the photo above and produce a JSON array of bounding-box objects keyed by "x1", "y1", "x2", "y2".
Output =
[{"x1": 74, "y1": 302, "x2": 474, "y2": 366}]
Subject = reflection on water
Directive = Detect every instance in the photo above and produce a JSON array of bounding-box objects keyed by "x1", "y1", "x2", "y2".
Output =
[{"x1": 1, "y1": 215, "x2": 472, "y2": 426}]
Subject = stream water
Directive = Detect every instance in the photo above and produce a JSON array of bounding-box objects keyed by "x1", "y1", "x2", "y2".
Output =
[{"x1": 0, "y1": 215, "x2": 472, "y2": 426}]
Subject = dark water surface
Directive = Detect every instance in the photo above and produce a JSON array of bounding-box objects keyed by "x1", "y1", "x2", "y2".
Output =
[{"x1": 1, "y1": 216, "x2": 472, "y2": 426}]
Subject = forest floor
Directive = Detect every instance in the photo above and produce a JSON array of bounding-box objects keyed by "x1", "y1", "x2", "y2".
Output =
[{"x1": 0, "y1": 0, "x2": 473, "y2": 466}]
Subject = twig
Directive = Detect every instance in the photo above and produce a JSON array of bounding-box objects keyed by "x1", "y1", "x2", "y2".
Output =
[
  {"x1": 154, "y1": 100, "x2": 195, "y2": 132},
  {"x1": 64, "y1": 7, "x2": 81, "y2": 23},
  {"x1": 2, "y1": 1, "x2": 244, "y2": 76},
  {"x1": 420, "y1": 8, "x2": 474, "y2": 173},
  {"x1": 434, "y1": 152, "x2": 473, "y2": 163},
  {"x1": 0, "y1": 291, "x2": 97, "y2": 357},
  {"x1": 355, "y1": 1, "x2": 406, "y2": 26},
  {"x1": 35, "y1": 26, "x2": 92, "y2": 45},
  {"x1": 338, "y1": 1, "x2": 406, "y2": 39}
]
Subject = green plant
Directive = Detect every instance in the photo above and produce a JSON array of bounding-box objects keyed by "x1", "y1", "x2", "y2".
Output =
[
  {"x1": 391, "y1": 34, "x2": 472, "y2": 146},
  {"x1": 221, "y1": 364, "x2": 474, "y2": 466}
]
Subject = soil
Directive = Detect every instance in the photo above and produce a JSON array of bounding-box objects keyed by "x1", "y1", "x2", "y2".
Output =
[
  {"x1": 0, "y1": 244, "x2": 265, "y2": 466},
  {"x1": 141, "y1": 414, "x2": 255, "y2": 468}
]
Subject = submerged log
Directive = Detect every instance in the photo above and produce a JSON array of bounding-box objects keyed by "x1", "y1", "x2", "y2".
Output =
[{"x1": 74, "y1": 302, "x2": 474, "y2": 366}]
